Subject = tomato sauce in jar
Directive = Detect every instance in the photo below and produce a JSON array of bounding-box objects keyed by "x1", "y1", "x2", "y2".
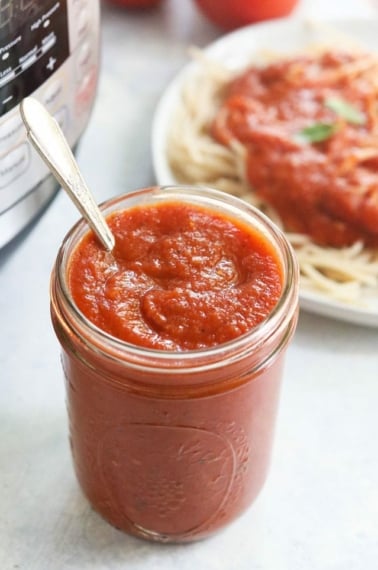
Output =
[
  {"x1": 68, "y1": 201, "x2": 283, "y2": 350},
  {"x1": 50, "y1": 186, "x2": 299, "y2": 542}
]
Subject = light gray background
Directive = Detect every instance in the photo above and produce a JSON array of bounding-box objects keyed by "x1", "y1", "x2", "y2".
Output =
[{"x1": 1, "y1": 1, "x2": 378, "y2": 568}]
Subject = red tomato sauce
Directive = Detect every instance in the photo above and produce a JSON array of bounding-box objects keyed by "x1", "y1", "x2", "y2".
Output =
[
  {"x1": 212, "y1": 51, "x2": 378, "y2": 248},
  {"x1": 52, "y1": 191, "x2": 298, "y2": 542},
  {"x1": 68, "y1": 201, "x2": 283, "y2": 350},
  {"x1": 62, "y1": 349, "x2": 287, "y2": 540}
]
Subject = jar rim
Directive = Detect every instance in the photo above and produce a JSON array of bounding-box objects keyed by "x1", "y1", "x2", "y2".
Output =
[{"x1": 53, "y1": 185, "x2": 299, "y2": 374}]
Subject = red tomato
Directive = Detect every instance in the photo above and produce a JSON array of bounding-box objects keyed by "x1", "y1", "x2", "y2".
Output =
[
  {"x1": 193, "y1": 0, "x2": 299, "y2": 30},
  {"x1": 104, "y1": 0, "x2": 162, "y2": 8}
]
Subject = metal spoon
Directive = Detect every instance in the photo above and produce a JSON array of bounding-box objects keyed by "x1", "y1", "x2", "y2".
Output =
[{"x1": 20, "y1": 97, "x2": 115, "y2": 251}]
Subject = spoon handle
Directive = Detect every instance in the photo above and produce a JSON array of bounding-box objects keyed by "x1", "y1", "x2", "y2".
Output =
[{"x1": 20, "y1": 97, "x2": 115, "y2": 252}]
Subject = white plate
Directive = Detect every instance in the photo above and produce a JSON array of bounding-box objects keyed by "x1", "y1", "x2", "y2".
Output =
[{"x1": 151, "y1": 17, "x2": 378, "y2": 328}]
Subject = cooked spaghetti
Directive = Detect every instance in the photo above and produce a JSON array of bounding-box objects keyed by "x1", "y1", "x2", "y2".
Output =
[{"x1": 167, "y1": 45, "x2": 378, "y2": 305}]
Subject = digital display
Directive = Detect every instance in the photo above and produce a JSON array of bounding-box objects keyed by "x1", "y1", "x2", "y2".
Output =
[
  {"x1": 0, "y1": 1, "x2": 48, "y2": 34},
  {"x1": 0, "y1": 0, "x2": 69, "y2": 116}
]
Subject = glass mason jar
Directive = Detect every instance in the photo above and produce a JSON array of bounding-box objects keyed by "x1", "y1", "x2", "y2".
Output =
[{"x1": 50, "y1": 185, "x2": 299, "y2": 543}]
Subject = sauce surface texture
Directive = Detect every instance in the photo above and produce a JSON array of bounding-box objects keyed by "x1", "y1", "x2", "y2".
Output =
[
  {"x1": 68, "y1": 201, "x2": 283, "y2": 350},
  {"x1": 212, "y1": 51, "x2": 378, "y2": 248}
]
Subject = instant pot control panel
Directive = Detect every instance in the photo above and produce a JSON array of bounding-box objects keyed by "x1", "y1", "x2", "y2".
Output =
[{"x1": 0, "y1": 0, "x2": 99, "y2": 233}]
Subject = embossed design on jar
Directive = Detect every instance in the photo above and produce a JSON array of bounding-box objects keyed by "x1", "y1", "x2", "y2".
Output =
[
  {"x1": 214, "y1": 421, "x2": 251, "y2": 521},
  {"x1": 97, "y1": 424, "x2": 237, "y2": 537}
]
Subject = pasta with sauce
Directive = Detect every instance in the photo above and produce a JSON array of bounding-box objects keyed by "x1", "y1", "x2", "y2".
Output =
[{"x1": 166, "y1": 43, "x2": 378, "y2": 306}]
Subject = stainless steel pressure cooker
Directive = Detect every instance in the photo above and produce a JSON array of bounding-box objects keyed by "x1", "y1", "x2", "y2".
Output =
[{"x1": 0, "y1": 0, "x2": 100, "y2": 247}]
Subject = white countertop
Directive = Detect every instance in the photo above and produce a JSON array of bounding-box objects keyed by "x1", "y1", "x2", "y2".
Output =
[{"x1": 1, "y1": 1, "x2": 378, "y2": 569}]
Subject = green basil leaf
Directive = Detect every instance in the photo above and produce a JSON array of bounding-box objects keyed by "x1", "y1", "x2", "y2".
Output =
[
  {"x1": 298, "y1": 122, "x2": 339, "y2": 143},
  {"x1": 325, "y1": 97, "x2": 366, "y2": 125}
]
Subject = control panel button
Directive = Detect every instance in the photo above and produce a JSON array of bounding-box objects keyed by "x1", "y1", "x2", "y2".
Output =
[
  {"x1": 0, "y1": 114, "x2": 24, "y2": 153},
  {"x1": 42, "y1": 80, "x2": 63, "y2": 108},
  {"x1": 0, "y1": 85, "x2": 20, "y2": 116},
  {"x1": 72, "y1": 0, "x2": 85, "y2": 11},
  {"x1": 0, "y1": 143, "x2": 30, "y2": 189},
  {"x1": 54, "y1": 106, "x2": 69, "y2": 134},
  {"x1": 77, "y1": 7, "x2": 89, "y2": 37},
  {"x1": 76, "y1": 41, "x2": 91, "y2": 79},
  {"x1": 70, "y1": 0, "x2": 95, "y2": 51},
  {"x1": 76, "y1": 66, "x2": 97, "y2": 111}
]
